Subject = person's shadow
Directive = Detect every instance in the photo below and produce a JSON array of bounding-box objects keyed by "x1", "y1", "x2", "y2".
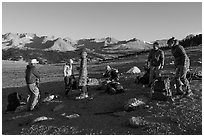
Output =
[{"x1": 2, "y1": 81, "x2": 67, "y2": 112}]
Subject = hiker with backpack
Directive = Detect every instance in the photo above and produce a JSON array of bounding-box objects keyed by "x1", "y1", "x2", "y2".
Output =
[
  {"x1": 167, "y1": 37, "x2": 192, "y2": 97},
  {"x1": 76, "y1": 50, "x2": 89, "y2": 99},
  {"x1": 25, "y1": 59, "x2": 40, "y2": 111},
  {"x1": 147, "y1": 42, "x2": 164, "y2": 87},
  {"x1": 64, "y1": 59, "x2": 75, "y2": 95}
]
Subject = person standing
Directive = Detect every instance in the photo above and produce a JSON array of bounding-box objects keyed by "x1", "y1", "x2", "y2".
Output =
[
  {"x1": 167, "y1": 37, "x2": 192, "y2": 96},
  {"x1": 64, "y1": 59, "x2": 74, "y2": 95},
  {"x1": 147, "y1": 42, "x2": 165, "y2": 86},
  {"x1": 25, "y1": 59, "x2": 40, "y2": 111},
  {"x1": 76, "y1": 50, "x2": 89, "y2": 99}
]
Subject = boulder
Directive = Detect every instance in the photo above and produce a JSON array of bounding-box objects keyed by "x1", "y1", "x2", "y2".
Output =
[{"x1": 126, "y1": 66, "x2": 141, "y2": 74}]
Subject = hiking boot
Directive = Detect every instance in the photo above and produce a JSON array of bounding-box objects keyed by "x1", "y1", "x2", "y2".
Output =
[
  {"x1": 27, "y1": 107, "x2": 35, "y2": 112},
  {"x1": 75, "y1": 93, "x2": 89, "y2": 100}
]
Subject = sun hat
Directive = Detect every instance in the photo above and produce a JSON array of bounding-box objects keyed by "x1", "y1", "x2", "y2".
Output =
[{"x1": 30, "y1": 59, "x2": 39, "y2": 64}]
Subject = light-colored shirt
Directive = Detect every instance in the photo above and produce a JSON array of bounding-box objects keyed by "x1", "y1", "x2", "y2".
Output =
[{"x1": 64, "y1": 64, "x2": 72, "y2": 77}]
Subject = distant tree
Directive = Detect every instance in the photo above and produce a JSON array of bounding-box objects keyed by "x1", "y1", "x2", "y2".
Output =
[{"x1": 180, "y1": 34, "x2": 202, "y2": 48}]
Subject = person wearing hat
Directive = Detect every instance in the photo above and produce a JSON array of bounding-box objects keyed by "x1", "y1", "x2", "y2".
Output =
[
  {"x1": 103, "y1": 65, "x2": 119, "y2": 82},
  {"x1": 64, "y1": 59, "x2": 74, "y2": 95},
  {"x1": 76, "y1": 50, "x2": 89, "y2": 99},
  {"x1": 25, "y1": 59, "x2": 40, "y2": 111},
  {"x1": 147, "y1": 42, "x2": 165, "y2": 86},
  {"x1": 167, "y1": 37, "x2": 192, "y2": 96}
]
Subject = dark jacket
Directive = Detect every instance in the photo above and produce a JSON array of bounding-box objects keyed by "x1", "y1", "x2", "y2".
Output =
[
  {"x1": 103, "y1": 68, "x2": 119, "y2": 81},
  {"x1": 25, "y1": 64, "x2": 40, "y2": 84},
  {"x1": 148, "y1": 49, "x2": 164, "y2": 67},
  {"x1": 171, "y1": 45, "x2": 190, "y2": 67}
]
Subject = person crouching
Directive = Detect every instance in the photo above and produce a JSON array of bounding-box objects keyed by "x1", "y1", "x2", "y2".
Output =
[{"x1": 103, "y1": 65, "x2": 119, "y2": 82}]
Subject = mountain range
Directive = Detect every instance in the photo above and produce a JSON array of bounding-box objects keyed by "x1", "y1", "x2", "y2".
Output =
[
  {"x1": 2, "y1": 33, "x2": 202, "y2": 64},
  {"x1": 2, "y1": 33, "x2": 162, "y2": 52}
]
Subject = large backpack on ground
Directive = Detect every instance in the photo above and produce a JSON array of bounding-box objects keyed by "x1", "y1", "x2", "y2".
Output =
[
  {"x1": 150, "y1": 77, "x2": 172, "y2": 101},
  {"x1": 186, "y1": 70, "x2": 202, "y2": 82},
  {"x1": 6, "y1": 92, "x2": 21, "y2": 112},
  {"x1": 135, "y1": 68, "x2": 152, "y2": 85},
  {"x1": 106, "y1": 81, "x2": 124, "y2": 94},
  {"x1": 136, "y1": 72, "x2": 150, "y2": 85}
]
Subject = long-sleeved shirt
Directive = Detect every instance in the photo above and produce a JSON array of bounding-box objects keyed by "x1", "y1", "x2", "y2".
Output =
[
  {"x1": 171, "y1": 45, "x2": 190, "y2": 67},
  {"x1": 78, "y1": 55, "x2": 88, "y2": 87},
  {"x1": 103, "y1": 68, "x2": 119, "y2": 81},
  {"x1": 63, "y1": 64, "x2": 73, "y2": 77},
  {"x1": 148, "y1": 49, "x2": 164, "y2": 67},
  {"x1": 25, "y1": 64, "x2": 40, "y2": 84}
]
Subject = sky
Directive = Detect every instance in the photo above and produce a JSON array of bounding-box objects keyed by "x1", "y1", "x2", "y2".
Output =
[{"x1": 2, "y1": 2, "x2": 202, "y2": 41}]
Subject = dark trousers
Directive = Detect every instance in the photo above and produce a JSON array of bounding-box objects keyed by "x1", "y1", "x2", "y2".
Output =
[
  {"x1": 64, "y1": 76, "x2": 72, "y2": 95},
  {"x1": 149, "y1": 66, "x2": 161, "y2": 84}
]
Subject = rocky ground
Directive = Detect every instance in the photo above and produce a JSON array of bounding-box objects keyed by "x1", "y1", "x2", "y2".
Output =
[{"x1": 2, "y1": 46, "x2": 202, "y2": 135}]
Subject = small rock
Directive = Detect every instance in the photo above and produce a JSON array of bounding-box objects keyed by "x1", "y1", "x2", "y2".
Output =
[
  {"x1": 129, "y1": 116, "x2": 148, "y2": 128},
  {"x1": 30, "y1": 116, "x2": 54, "y2": 125},
  {"x1": 124, "y1": 97, "x2": 147, "y2": 111},
  {"x1": 65, "y1": 114, "x2": 80, "y2": 119}
]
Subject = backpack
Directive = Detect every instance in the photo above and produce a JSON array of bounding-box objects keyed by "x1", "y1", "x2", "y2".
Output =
[
  {"x1": 136, "y1": 72, "x2": 150, "y2": 85},
  {"x1": 150, "y1": 77, "x2": 172, "y2": 101},
  {"x1": 186, "y1": 70, "x2": 202, "y2": 82},
  {"x1": 106, "y1": 81, "x2": 124, "y2": 94},
  {"x1": 6, "y1": 92, "x2": 21, "y2": 112},
  {"x1": 136, "y1": 68, "x2": 155, "y2": 85},
  {"x1": 87, "y1": 78, "x2": 100, "y2": 86}
]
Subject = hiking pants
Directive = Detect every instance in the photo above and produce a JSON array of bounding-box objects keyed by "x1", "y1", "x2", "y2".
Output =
[
  {"x1": 149, "y1": 66, "x2": 161, "y2": 84},
  {"x1": 64, "y1": 76, "x2": 73, "y2": 94},
  {"x1": 174, "y1": 65, "x2": 190, "y2": 93},
  {"x1": 27, "y1": 83, "x2": 40, "y2": 110}
]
